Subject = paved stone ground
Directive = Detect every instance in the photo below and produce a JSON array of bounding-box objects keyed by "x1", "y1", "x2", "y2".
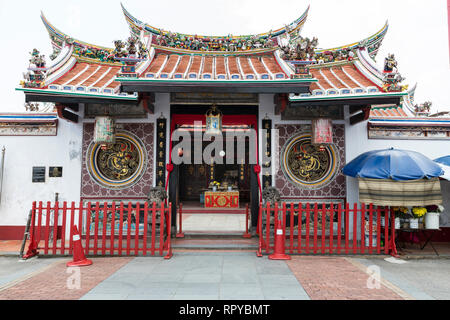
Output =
[
  {"x1": 355, "y1": 258, "x2": 449, "y2": 300},
  {"x1": 1, "y1": 253, "x2": 449, "y2": 300},
  {"x1": 0, "y1": 257, "x2": 62, "y2": 288},
  {"x1": 0, "y1": 257, "x2": 132, "y2": 300},
  {"x1": 286, "y1": 256, "x2": 404, "y2": 300},
  {"x1": 81, "y1": 253, "x2": 310, "y2": 300}
]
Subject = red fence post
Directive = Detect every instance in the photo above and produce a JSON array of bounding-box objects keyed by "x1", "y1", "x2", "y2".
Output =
[
  {"x1": 61, "y1": 202, "x2": 67, "y2": 255},
  {"x1": 361, "y1": 203, "x2": 366, "y2": 254},
  {"x1": 177, "y1": 203, "x2": 185, "y2": 238},
  {"x1": 86, "y1": 202, "x2": 92, "y2": 257},
  {"x1": 102, "y1": 202, "x2": 108, "y2": 256},
  {"x1": 353, "y1": 203, "x2": 358, "y2": 254},
  {"x1": 337, "y1": 203, "x2": 342, "y2": 255},
  {"x1": 306, "y1": 203, "x2": 310, "y2": 254},
  {"x1": 257, "y1": 203, "x2": 263, "y2": 257},
  {"x1": 118, "y1": 203, "x2": 124, "y2": 256},
  {"x1": 384, "y1": 207, "x2": 389, "y2": 255},
  {"x1": 110, "y1": 203, "x2": 116, "y2": 256},
  {"x1": 126, "y1": 202, "x2": 132, "y2": 256},
  {"x1": 313, "y1": 203, "x2": 318, "y2": 254},
  {"x1": 329, "y1": 204, "x2": 334, "y2": 255},
  {"x1": 74, "y1": 201, "x2": 82, "y2": 256},
  {"x1": 243, "y1": 204, "x2": 252, "y2": 239},
  {"x1": 135, "y1": 203, "x2": 140, "y2": 256},
  {"x1": 298, "y1": 203, "x2": 303, "y2": 254},
  {"x1": 321, "y1": 203, "x2": 326, "y2": 254},
  {"x1": 345, "y1": 203, "x2": 350, "y2": 255},
  {"x1": 160, "y1": 202, "x2": 165, "y2": 256},
  {"x1": 68, "y1": 202, "x2": 76, "y2": 256},
  {"x1": 151, "y1": 202, "x2": 157, "y2": 256},
  {"x1": 93, "y1": 202, "x2": 100, "y2": 256},
  {"x1": 78, "y1": 201, "x2": 83, "y2": 254},
  {"x1": 52, "y1": 202, "x2": 59, "y2": 255},
  {"x1": 143, "y1": 202, "x2": 149, "y2": 256},
  {"x1": 377, "y1": 206, "x2": 382, "y2": 254},
  {"x1": 44, "y1": 201, "x2": 51, "y2": 255},
  {"x1": 289, "y1": 203, "x2": 294, "y2": 254},
  {"x1": 369, "y1": 204, "x2": 374, "y2": 254},
  {"x1": 164, "y1": 203, "x2": 173, "y2": 260},
  {"x1": 36, "y1": 201, "x2": 43, "y2": 248}
]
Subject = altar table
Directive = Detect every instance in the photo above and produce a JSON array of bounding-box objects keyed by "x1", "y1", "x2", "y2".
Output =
[{"x1": 204, "y1": 191, "x2": 240, "y2": 208}]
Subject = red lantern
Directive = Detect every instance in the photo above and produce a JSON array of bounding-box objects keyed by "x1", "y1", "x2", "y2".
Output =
[{"x1": 312, "y1": 119, "x2": 333, "y2": 145}]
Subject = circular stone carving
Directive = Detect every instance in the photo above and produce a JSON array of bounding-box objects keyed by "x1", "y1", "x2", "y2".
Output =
[
  {"x1": 86, "y1": 131, "x2": 147, "y2": 190},
  {"x1": 281, "y1": 134, "x2": 339, "y2": 189}
]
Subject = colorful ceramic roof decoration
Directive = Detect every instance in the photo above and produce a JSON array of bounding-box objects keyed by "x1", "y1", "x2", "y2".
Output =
[
  {"x1": 122, "y1": 3, "x2": 310, "y2": 52},
  {"x1": 16, "y1": 3, "x2": 444, "y2": 122}
]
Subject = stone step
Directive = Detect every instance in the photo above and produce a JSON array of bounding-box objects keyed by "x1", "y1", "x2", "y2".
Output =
[
  {"x1": 172, "y1": 237, "x2": 258, "y2": 251},
  {"x1": 176, "y1": 231, "x2": 253, "y2": 239}
]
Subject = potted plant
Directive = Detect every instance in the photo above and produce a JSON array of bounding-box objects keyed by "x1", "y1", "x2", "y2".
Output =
[
  {"x1": 210, "y1": 181, "x2": 220, "y2": 192},
  {"x1": 392, "y1": 207, "x2": 407, "y2": 229},
  {"x1": 425, "y1": 205, "x2": 444, "y2": 230},
  {"x1": 410, "y1": 207, "x2": 427, "y2": 229}
]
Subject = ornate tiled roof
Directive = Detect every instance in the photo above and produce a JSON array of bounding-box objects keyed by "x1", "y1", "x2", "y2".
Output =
[
  {"x1": 17, "y1": 13, "x2": 137, "y2": 101},
  {"x1": 18, "y1": 5, "x2": 410, "y2": 109},
  {"x1": 370, "y1": 105, "x2": 409, "y2": 118},
  {"x1": 139, "y1": 48, "x2": 287, "y2": 80}
]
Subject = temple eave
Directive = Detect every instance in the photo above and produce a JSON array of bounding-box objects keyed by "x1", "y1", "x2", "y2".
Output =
[{"x1": 119, "y1": 80, "x2": 313, "y2": 94}]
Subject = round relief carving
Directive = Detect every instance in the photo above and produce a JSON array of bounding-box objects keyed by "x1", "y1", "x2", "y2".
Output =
[
  {"x1": 86, "y1": 131, "x2": 147, "y2": 189},
  {"x1": 281, "y1": 134, "x2": 339, "y2": 189}
]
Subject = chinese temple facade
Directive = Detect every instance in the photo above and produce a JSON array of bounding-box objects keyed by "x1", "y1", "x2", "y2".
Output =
[{"x1": 1, "y1": 4, "x2": 450, "y2": 240}]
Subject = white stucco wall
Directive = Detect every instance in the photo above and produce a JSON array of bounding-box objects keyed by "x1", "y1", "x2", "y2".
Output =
[{"x1": 0, "y1": 115, "x2": 83, "y2": 227}]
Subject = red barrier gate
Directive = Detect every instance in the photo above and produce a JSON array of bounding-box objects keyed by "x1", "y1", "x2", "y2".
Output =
[
  {"x1": 257, "y1": 202, "x2": 398, "y2": 257},
  {"x1": 23, "y1": 201, "x2": 173, "y2": 259}
]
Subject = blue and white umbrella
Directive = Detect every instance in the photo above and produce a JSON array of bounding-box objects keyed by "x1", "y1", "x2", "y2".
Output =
[
  {"x1": 343, "y1": 148, "x2": 444, "y2": 181},
  {"x1": 435, "y1": 156, "x2": 450, "y2": 181}
]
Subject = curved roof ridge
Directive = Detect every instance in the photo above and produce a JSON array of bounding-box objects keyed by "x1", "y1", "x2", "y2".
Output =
[
  {"x1": 121, "y1": 2, "x2": 310, "y2": 40},
  {"x1": 40, "y1": 12, "x2": 113, "y2": 52},
  {"x1": 315, "y1": 21, "x2": 389, "y2": 58}
]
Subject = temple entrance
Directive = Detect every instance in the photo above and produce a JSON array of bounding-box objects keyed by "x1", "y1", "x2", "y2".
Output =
[
  {"x1": 178, "y1": 138, "x2": 252, "y2": 206},
  {"x1": 169, "y1": 106, "x2": 260, "y2": 235}
]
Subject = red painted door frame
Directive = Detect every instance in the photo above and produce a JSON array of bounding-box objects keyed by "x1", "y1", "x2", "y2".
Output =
[{"x1": 170, "y1": 114, "x2": 258, "y2": 132}]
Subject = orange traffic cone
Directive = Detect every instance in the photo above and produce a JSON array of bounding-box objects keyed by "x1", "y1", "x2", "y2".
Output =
[
  {"x1": 269, "y1": 220, "x2": 291, "y2": 261},
  {"x1": 67, "y1": 225, "x2": 93, "y2": 267}
]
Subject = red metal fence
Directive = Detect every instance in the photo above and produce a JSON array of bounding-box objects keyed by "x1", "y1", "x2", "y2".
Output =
[
  {"x1": 23, "y1": 201, "x2": 173, "y2": 259},
  {"x1": 257, "y1": 202, "x2": 398, "y2": 257}
]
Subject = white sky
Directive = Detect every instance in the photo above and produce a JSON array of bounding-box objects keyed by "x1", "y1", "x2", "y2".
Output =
[{"x1": 1, "y1": 0, "x2": 449, "y2": 112}]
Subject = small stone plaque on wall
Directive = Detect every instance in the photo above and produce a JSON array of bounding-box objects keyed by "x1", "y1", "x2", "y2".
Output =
[
  {"x1": 49, "y1": 167, "x2": 63, "y2": 178},
  {"x1": 32, "y1": 167, "x2": 46, "y2": 183}
]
